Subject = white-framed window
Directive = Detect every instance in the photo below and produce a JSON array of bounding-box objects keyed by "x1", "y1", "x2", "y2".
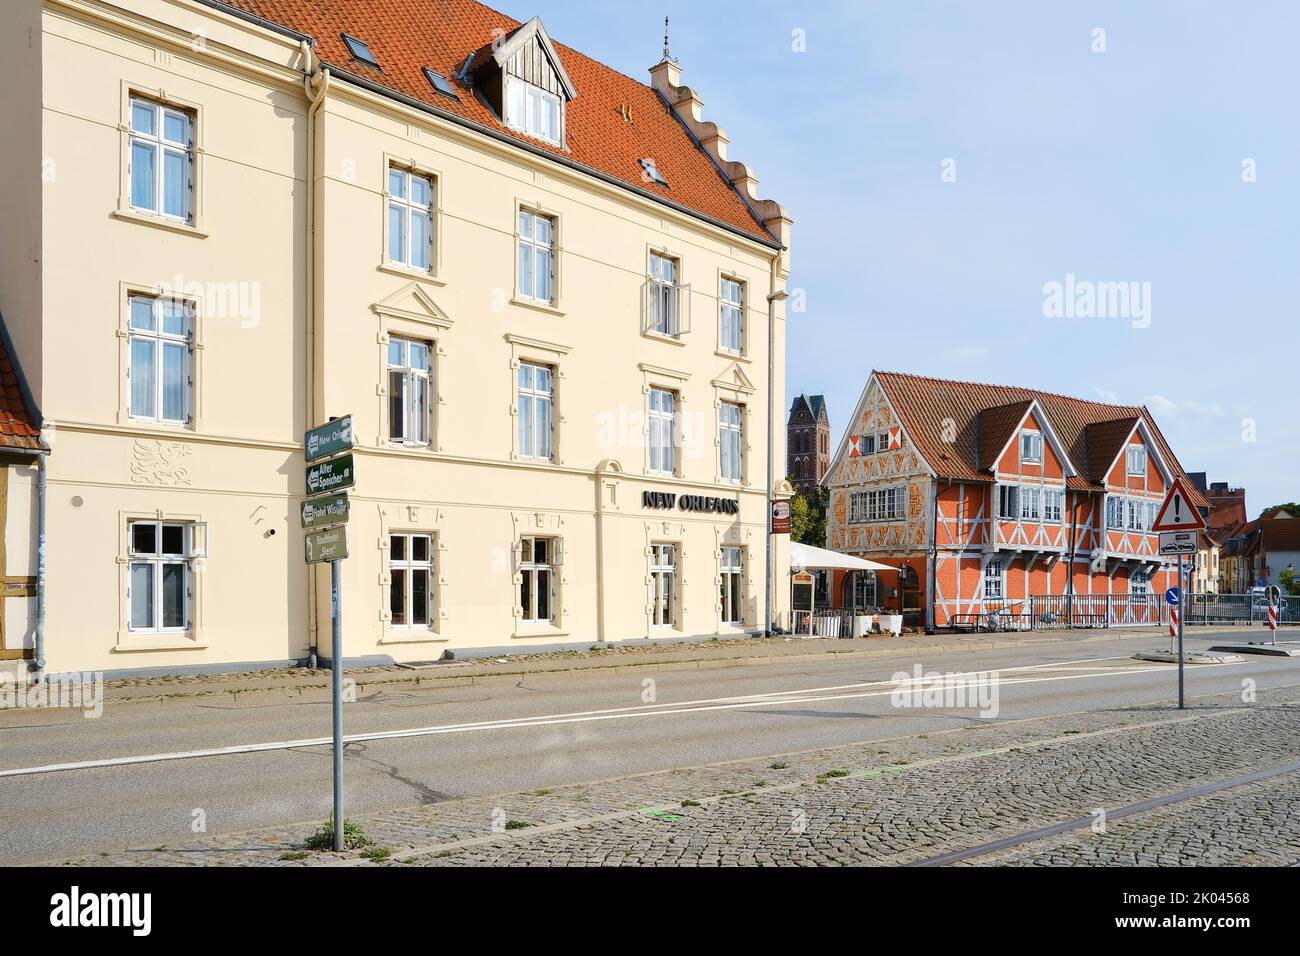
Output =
[
  {"x1": 648, "y1": 387, "x2": 676, "y2": 474},
  {"x1": 128, "y1": 520, "x2": 203, "y2": 632},
  {"x1": 851, "y1": 487, "x2": 903, "y2": 522},
  {"x1": 128, "y1": 293, "x2": 191, "y2": 425},
  {"x1": 875, "y1": 487, "x2": 902, "y2": 521},
  {"x1": 1130, "y1": 568, "x2": 1149, "y2": 596},
  {"x1": 1044, "y1": 489, "x2": 1065, "y2": 523},
  {"x1": 1019, "y1": 486, "x2": 1042, "y2": 521},
  {"x1": 997, "y1": 485, "x2": 1019, "y2": 520},
  {"x1": 984, "y1": 558, "x2": 1004, "y2": 600},
  {"x1": 389, "y1": 533, "x2": 434, "y2": 628},
  {"x1": 504, "y1": 75, "x2": 562, "y2": 145},
  {"x1": 648, "y1": 253, "x2": 679, "y2": 336},
  {"x1": 651, "y1": 543, "x2": 676, "y2": 627},
  {"x1": 1106, "y1": 496, "x2": 1126, "y2": 530},
  {"x1": 719, "y1": 278, "x2": 743, "y2": 353},
  {"x1": 519, "y1": 536, "x2": 556, "y2": 624},
  {"x1": 129, "y1": 96, "x2": 193, "y2": 222},
  {"x1": 856, "y1": 434, "x2": 875, "y2": 456},
  {"x1": 720, "y1": 402, "x2": 743, "y2": 483},
  {"x1": 387, "y1": 166, "x2": 433, "y2": 272},
  {"x1": 1127, "y1": 498, "x2": 1146, "y2": 532},
  {"x1": 1021, "y1": 430, "x2": 1043, "y2": 464},
  {"x1": 878, "y1": 431, "x2": 892, "y2": 451},
  {"x1": 517, "y1": 210, "x2": 554, "y2": 303},
  {"x1": 1127, "y1": 445, "x2": 1147, "y2": 476},
  {"x1": 720, "y1": 546, "x2": 744, "y2": 625},
  {"x1": 387, "y1": 337, "x2": 432, "y2": 446},
  {"x1": 517, "y1": 362, "x2": 554, "y2": 461}
]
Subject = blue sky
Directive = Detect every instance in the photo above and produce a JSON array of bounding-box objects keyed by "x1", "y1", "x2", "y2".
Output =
[{"x1": 510, "y1": 0, "x2": 1297, "y2": 515}]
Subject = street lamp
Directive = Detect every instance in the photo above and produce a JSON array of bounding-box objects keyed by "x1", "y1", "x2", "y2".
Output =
[{"x1": 765, "y1": 287, "x2": 789, "y2": 637}]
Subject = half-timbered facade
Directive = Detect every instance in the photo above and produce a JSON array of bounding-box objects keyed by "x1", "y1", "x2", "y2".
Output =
[{"x1": 823, "y1": 372, "x2": 1207, "y2": 629}]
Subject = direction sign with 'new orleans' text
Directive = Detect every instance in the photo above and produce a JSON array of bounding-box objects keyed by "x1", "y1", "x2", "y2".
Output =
[{"x1": 305, "y1": 416, "x2": 354, "y2": 463}]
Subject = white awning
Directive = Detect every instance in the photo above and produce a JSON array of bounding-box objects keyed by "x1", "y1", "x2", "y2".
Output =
[{"x1": 789, "y1": 542, "x2": 895, "y2": 573}]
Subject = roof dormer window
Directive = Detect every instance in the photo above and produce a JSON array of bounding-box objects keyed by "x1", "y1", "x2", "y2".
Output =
[
  {"x1": 505, "y1": 76, "x2": 562, "y2": 145},
  {"x1": 341, "y1": 33, "x2": 379, "y2": 70},
  {"x1": 468, "y1": 17, "x2": 576, "y2": 149}
]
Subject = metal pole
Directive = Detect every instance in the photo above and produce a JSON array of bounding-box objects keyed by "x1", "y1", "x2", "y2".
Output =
[
  {"x1": 331, "y1": 558, "x2": 343, "y2": 850},
  {"x1": 763, "y1": 291, "x2": 778, "y2": 637},
  {"x1": 1177, "y1": 555, "x2": 1185, "y2": 710}
]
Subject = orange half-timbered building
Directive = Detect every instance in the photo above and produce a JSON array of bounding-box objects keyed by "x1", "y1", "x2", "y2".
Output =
[{"x1": 822, "y1": 372, "x2": 1208, "y2": 629}]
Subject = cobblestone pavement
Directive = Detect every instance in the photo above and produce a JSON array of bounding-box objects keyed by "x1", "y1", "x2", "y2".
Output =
[
  {"x1": 965, "y1": 772, "x2": 1300, "y2": 867},
  {"x1": 46, "y1": 683, "x2": 1300, "y2": 867}
]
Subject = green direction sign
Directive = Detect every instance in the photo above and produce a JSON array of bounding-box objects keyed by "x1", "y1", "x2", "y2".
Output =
[
  {"x1": 304, "y1": 416, "x2": 354, "y2": 463},
  {"x1": 304, "y1": 526, "x2": 349, "y2": 564},
  {"x1": 305, "y1": 453, "x2": 355, "y2": 497},
  {"x1": 301, "y1": 491, "x2": 349, "y2": 530}
]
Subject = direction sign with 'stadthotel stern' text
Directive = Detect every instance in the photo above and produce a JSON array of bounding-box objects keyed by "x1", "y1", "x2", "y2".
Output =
[{"x1": 305, "y1": 526, "x2": 349, "y2": 564}]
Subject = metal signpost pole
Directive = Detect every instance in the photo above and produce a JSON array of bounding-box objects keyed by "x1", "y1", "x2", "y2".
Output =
[
  {"x1": 1177, "y1": 554, "x2": 1185, "y2": 710},
  {"x1": 331, "y1": 557, "x2": 343, "y2": 851},
  {"x1": 305, "y1": 415, "x2": 355, "y2": 854}
]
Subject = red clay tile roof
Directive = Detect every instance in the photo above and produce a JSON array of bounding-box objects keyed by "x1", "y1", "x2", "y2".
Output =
[
  {"x1": 1082, "y1": 416, "x2": 1140, "y2": 483},
  {"x1": 0, "y1": 336, "x2": 41, "y2": 451},
  {"x1": 219, "y1": 0, "x2": 778, "y2": 244},
  {"x1": 975, "y1": 399, "x2": 1032, "y2": 471},
  {"x1": 1258, "y1": 518, "x2": 1300, "y2": 553},
  {"x1": 1208, "y1": 498, "x2": 1247, "y2": 534},
  {"x1": 874, "y1": 371, "x2": 1206, "y2": 505}
]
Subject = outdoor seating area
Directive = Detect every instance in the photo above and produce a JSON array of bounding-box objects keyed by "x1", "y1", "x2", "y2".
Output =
[{"x1": 788, "y1": 543, "x2": 899, "y2": 639}]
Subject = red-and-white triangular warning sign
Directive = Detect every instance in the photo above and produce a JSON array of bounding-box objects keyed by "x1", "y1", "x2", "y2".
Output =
[{"x1": 1151, "y1": 477, "x2": 1206, "y2": 532}]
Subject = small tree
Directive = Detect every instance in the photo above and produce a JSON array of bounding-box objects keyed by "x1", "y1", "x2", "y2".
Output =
[
  {"x1": 1261, "y1": 502, "x2": 1300, "y2": 518},
  {"x1": 1280, "y1": 568, "x2": 1300, "y2": 597},
  {"x1": 789, "y1": 487, "x2": 828, "y2": 547}
]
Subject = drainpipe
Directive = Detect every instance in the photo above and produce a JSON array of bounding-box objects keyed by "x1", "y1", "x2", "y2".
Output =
[
  {"x1": 764, "y1": 270, "x2": 788, "y2": 636},
  {"x1": 10, "y1": 446, "x2": 48, "y2": 680},
  {"x1": 302, "y1": 42, "x2": 328, "y2": 667},
  {"x1": 1065, "y1": 490, "x2": 1077, "y2": 625},
  {"x1": 35, "y1": 451, "x2": 44, "y2": 677},
  {"x1": 926, "y1": 480, "x2": 942, "y2": 633}
]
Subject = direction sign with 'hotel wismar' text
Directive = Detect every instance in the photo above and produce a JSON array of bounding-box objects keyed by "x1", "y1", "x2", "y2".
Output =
[{"x1": 301, "y1": 491, "x2": 350, "y2": 530}]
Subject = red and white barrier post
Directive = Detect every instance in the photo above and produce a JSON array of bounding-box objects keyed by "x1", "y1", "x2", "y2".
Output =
[{"x1": 1267, "y1": 584, "x2": 1280, "y2": 645}]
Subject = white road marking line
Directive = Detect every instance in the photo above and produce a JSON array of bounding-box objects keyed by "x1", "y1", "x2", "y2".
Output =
[{"x1": 0, "y1": 665, "x2": 1184, "y2": 778}]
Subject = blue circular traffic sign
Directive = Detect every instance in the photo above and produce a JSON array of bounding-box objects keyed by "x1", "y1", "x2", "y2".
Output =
[{"x1": 1165, "y1": 587, "x2": 1181, "y2": 606}]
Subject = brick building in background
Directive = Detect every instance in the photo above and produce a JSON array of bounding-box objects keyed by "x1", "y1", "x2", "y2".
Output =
[
  {"x1": 787, "y1": 394, "x2": 829, "y2": 494},
  {"x1": 822, "y1": 371, "x2": 1206, "y2": 629}
]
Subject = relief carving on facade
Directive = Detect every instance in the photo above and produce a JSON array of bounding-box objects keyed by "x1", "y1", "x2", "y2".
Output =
[{"x1": 130, "y1": 439, "x2": 194, "y2": 486}]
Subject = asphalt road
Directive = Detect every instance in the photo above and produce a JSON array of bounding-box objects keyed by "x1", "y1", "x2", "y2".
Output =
[{"x1": 2, "y1": 629, "x2": 1297, "y2": 864}]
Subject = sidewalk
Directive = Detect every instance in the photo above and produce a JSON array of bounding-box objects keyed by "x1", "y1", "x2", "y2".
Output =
[{"x1": 90, "y1": 627, "x2": 1168, "y2": 707}]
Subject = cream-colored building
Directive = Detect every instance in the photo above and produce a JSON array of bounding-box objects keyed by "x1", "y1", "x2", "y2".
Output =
[{"x1": 0, "y1": 0, "x2": 792, "y2": 677}]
